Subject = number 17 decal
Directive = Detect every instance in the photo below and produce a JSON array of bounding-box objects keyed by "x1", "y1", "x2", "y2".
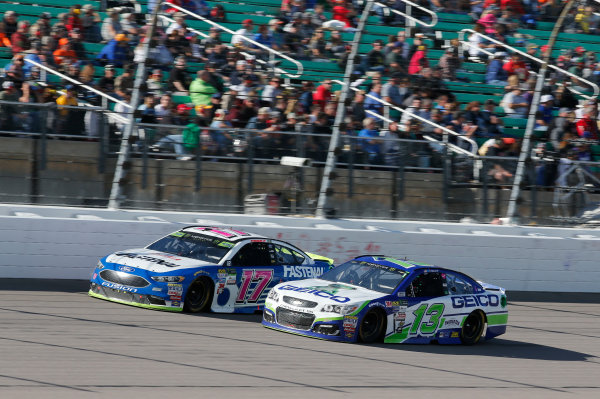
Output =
[{"x1": 236, "y1": 269, "x2": 274, "y2": 303}]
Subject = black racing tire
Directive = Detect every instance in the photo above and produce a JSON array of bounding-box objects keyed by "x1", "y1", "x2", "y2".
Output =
[
  {"x1": 460, "y1": 311, "x2": 485, "y2": 345},
  {"x1": 359, "y1": 309, "x2": 386, "y2": 343},
  {"x1": 184, "y1": 277, "x2": 214, "y2": 313}
]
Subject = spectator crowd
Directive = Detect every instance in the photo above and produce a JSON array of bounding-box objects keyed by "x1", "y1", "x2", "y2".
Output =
[{"x1": 0, "y1": 0, "x2": 599, "y2": 185}]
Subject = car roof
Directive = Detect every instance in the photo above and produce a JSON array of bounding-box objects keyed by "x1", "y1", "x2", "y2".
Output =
[
  {"x1": 353, "y1": 255, "x2": 437, "y2": 272},
  {"x1": 180, "y1": 226, "x2": 266, "y2": 242}
]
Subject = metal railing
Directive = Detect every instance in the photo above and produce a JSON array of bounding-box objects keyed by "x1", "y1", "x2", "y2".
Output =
[
  {"x1": 332, "y1": 79, "x2": 479, "y2": 154},
  {"x1": 4, "y1": 109, "x2": 600, "y2": 224},
  {"x1": 374, "y1": 1, "x2": 438, "y2": 28},
  {"x1": 458, "y1": 28, "x2": 600, "y2": 98},
  {"x1": 164, "y1": 3, "x2": 304, "y2": 78},
  {"x1": 158, "y1": 14, "x2": 292, "y2": 80}
]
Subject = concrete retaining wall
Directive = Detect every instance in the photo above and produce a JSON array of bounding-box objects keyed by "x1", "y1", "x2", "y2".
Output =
[{"x1": 1, "y1": 204, "x2": 599, "y2": 292}]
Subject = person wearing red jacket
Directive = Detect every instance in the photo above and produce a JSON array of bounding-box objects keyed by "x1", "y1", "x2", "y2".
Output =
[
  {"x1": 65, "y1": 7, "x2": 83, "y2": 33},
  {"x1": 502, "y1": 53, "x2": 529, "y2": 80},
  {"x1": 483, "y1": 0, "x2": 525, "y2": 15},
  {"x1": 576, "y1": 110, "x2": 599, "y2": 140},
  {"x1": 10, "y1": 21, "x2": 30, "y2": 54},
  {"x1": 332, "y1": 0, "x2": 354, "y2": 29},
  {"x1": 313, "y1": 80, "x2": 332, "y2": 109}
]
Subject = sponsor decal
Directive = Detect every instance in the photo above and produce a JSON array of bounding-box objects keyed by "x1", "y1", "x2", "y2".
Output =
[
  {"x1": 394, "y1": 312, "x2": 406, "y2": 320},
  {"x1": 217, "y1": 269, "x2": 227, "y2": 279},
  {"x1": 216, "y1": 282, "x2": 226, "y2": 294},
  {"x1": 302, "y1": 283, "x2": 356, "y2": 295},
  {"x1": 194, "y1": 270, "x2": 210, "y2": 276},
  {"x1": 167, "y1": 283, "x2": 183, "y2": 296},
  {"x1": 118, "y1": 266, "x2": 135, "y2": 273},
  {"x1": 385, "y1": 301, "x2": 400, "y2": 307},
  {"x1": 101, "y1": 281, "x2": 138, "y2": 292},
  {"x1": 170, "y1": 295, "x2": 181, "y2": 301},
  {"x1": 170, "y1": 231, "x2": 185, "y2": 237},
  {"x1": 451, "y1": 294, "x2": 500, "y2": 308},
  {"x1": 251, "y1": 239, "x2": 268, "y2": 243},
  {"x1": 343, "y1": 315, "x2": 358, "y2": 333},
  {"x1": 397, "y1": 291, "x2": 406, "y2": 297},
  {"x1": 226, "y1": 275, "x2": 237, "y2": 285},
  {"x1": 369, "y1": 302, "x2": 384, "y2": 308},
  {"x1": 451, "y1": 332, "x2": 459, "y2": 338},
  {"x1": 278, "y1": 285, "x2": 351, "y2": 303},
  {"x1": 438, "y1": 331, "x2": 447, "y2": 338},
  {"x1": 92, "y1": 273, "x2": 97, "y2": 279},
  {"x1": 280, "y1": 304, "x2": 314, "y2": 313},
  {"x1": 115, "y1": 253, "x2": 180, "y2": 268},
  {"x1": 152, "y1": 287, "x2": 162, "y2": 292},
  {"x1": 444, "y1": 319, "x2": 460, "y2": 327},
  {"x1": 216, "y1": 241, "x2": 235, "y2": 248},
  {"x1": 171, "y1": 301, "x2": 181, "y2": 307}
]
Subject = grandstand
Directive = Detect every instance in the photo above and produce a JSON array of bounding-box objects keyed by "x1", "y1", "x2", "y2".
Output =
[{"x1": 2, "y1": 0, "x2": 600, "y2": 223}]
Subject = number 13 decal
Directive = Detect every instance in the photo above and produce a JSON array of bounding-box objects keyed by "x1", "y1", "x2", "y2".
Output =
[
  {"x1": 410, "y1": 303, "x2": 445, "y2": 335},
  {"x1": 236, "y1": 269, "x2": 274, "y2": 303}
]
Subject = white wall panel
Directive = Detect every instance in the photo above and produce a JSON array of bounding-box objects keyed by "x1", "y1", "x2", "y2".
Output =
[{"x1": 1, "y1": 205, "x2": 599, "y2": 292}]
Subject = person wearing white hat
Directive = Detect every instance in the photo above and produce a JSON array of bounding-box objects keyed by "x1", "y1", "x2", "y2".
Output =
[{"x1": 537, "y1": 94, "x2": 554, "y2": 131}]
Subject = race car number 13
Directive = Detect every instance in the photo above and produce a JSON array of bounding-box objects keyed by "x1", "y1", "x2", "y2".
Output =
[
  {"x1": 410, "y1": 303, "x2": 445, "y2": 334},
  {"x1": 236, "y1": 269, "x2": 274, "y2": 303}
]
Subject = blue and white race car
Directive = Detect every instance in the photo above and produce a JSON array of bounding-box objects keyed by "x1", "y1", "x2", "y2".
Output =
[
  {"x1": 263, "y1": 255, "x2": 508, "y2": 344},
  {"x1": 89, "y1": 226, "x2": 333, "y2": 313}
]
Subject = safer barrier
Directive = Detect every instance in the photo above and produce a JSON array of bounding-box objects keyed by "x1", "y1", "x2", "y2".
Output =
[{"x1": 1, "y1": 204, "x2": 599, "y2": 293}]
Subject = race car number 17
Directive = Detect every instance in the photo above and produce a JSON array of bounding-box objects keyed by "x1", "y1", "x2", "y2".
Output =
[{"x1": 236, "y1": 269, "x2": 274, "y2": 303}]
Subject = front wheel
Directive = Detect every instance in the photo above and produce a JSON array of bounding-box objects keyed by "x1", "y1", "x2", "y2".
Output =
[
  {"x1": 460, "y1": 311, "x2": 485, "y2": 345},
  {"x1": 359, "y1": 310, "x2": 385, "y2": 343},
  {"x1": 184, "y1": 278, "x2": 213, "y2": 313}
]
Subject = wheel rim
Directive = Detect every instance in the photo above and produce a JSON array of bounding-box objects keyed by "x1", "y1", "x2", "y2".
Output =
[
  {"x1": 362, "y1": 312, "x2": 381, "y2": 339},
  {"x1": 463, "y1": 313, "x2": 482, "y2": 340},
  {"x1": 187, "y1": 281, "x2": 208, "y2": 308}
]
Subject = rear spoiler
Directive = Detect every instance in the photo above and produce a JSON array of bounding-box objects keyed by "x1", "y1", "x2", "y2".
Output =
[{"x1": 306, "y1": 252, "x2": 334, "y2": 266}]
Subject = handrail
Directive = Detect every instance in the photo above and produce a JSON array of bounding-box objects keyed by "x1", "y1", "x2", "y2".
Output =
[
  {"x1": 374, "y1": 1, "x2": 438, "y2": 28},
  {"x1": 158, "y1": 14, "x2": 291, "y2": 78},
  {"x1": 164, "y1": 3, "x2": 304, "y2": 78},
  {"x1": 458, "y1": 28, "x2": 600, "y2": 98},
  {"x1": 24, "y1": 59, "x2": 132, "y2": 109},
  {"x1": 365, "y1": 110, "x2": 478, "y2": 158},
  {"x1": 332, "y1": 79, "x2": 478, "y2": 156}
]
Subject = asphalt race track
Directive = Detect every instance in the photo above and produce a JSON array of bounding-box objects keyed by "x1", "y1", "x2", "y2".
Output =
[{"x1": 1, "y1": 281, "x2": 599, "y2": 398}]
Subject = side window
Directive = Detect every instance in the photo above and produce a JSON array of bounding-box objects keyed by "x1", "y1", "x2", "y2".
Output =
[
  {"x1": 407, "y1": 272, "x2": 445, "y2": 298},
  {"x1": 445, "y1": 272, "x2": 475, "y2": 295},
  {"x1": 231, "y1": 243, "x2": 274, "y2": 266},
  {"x1": 273, "y1": 244, "x2": 304, "y2": 265}
]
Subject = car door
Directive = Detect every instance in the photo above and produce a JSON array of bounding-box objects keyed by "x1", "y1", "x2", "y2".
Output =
[{"x1": 402, "y1": 270, "x2": 452, "y2": 340}]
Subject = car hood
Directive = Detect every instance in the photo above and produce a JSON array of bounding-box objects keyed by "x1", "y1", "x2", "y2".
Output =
[
  {"x1": 105, "y1": 248, "x2": 216, "y2": 273},
  {"x1": 273, "y1": 278, "x2": 384, "y2": 304}
]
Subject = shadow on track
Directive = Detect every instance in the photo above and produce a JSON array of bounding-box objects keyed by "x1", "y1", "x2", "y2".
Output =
[{"x1": 370, "y1": 338, "x2": 595, "y2": 362}]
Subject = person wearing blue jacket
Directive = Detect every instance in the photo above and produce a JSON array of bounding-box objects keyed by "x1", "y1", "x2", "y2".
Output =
[
  {"x1": 485, "y1": 52, "x2": 509, "y2": 85},
  {"x1": 96, "y1": 33, "x2": 130, "y2": 68}
]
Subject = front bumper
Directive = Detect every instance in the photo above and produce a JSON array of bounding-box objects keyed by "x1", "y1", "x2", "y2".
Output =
[
  {"x1": 261, "y1": 306, "x2": 350, "y2": 342},
  {"x1": 89, "y1": 282, "x2": 183, "y2": 312}
]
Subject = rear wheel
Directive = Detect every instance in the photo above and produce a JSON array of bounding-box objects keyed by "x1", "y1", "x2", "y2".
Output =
[
  {"x1": 359, "y1": 309, "x2": 385, "y2": 343},
  {"x1": 460, "y1": 311, "x2": 485, "y2": 345},
  {"x1": 184, "y1": 278, "x2": 213, "y2": 313}
]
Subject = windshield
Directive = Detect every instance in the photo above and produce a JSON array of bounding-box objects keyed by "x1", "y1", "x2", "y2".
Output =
[
  {"x1": 147, "y1": 231, "x2": 234, "y2": 263},
  {"x1": 319, "y1": 260, "x2": 408, "y2": 294}
]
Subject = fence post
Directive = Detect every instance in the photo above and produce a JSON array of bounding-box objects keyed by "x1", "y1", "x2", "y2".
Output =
[
  {"x1": 482, "y1": 158, "x2": 489, "y2": 219},
  {"x1": 98, "y1": 109, "x2": 106, "y2": 174},
  {"x1": 246, "y1": 130, "x2": 254, "y2": 194},
  {"x1": 195, "y1": 137, "x2": 202, "y2": 192}
]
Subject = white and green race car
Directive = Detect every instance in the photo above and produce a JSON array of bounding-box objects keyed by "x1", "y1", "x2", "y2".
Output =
[{"x1": 263, "y1": 255, "x2": 508, "y2": 344}]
